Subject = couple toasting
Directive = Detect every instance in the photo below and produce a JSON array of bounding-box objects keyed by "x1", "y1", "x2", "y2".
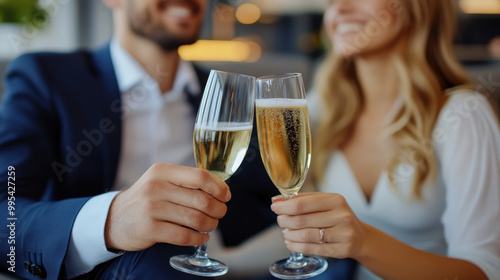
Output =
[
  {"x1": 1, "y1": 0, "x2": 499, "y2": 279},
  {"x1": 181, "y1": 70, "x2": 322, "y2": 279}
]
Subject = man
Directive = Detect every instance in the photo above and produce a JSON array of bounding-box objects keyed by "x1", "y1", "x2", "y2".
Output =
[{"x1": 0, "y1": 0, "x2": 280, "y2": 279}]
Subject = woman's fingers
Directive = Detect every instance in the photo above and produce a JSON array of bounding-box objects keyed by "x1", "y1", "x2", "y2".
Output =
[
  {"x1": 277, "y1": 211, "x2": 338, "y2": 229},
  {"x1": 284, "y1": 240, "x2": 353, "y2": 259},
  {"x1": 283, "y1": 227, "x2": 355, "y2": 244},
  {"x1": 270, "y1": 192, "x2": 363, "y2": 260},
  {"x1": 282, "y1": 227, "x2": 357, "y2": 259},
  {"x1": 271, "y1": 192, "x2": 318, "y2": 203},
  {"x1": 276, "y1": 206, "x2": 356, "y2": 230},
  {"x1": 271, "y1": 192, "x2": 364, "y2": 260},
  {"x1": 271, "y1": 193, "x2": 349, "y2": 215}
]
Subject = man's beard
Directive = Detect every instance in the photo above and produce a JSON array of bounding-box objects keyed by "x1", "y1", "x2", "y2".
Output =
[{"x1": 127, "y1": 6, "x2": 200, "y2": 51}]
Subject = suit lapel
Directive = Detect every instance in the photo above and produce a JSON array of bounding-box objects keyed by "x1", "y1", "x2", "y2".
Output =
[
  {"x1": 91, "y1": 44, "x2": 122, "y2": 191},
  {"x1": 86, "y1": 52, "x2": 207, "y2": 190}
]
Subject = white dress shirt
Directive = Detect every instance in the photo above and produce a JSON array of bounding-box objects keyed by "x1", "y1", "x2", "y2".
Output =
[
  {"x1": 310, "y1": 91, "x2": 500, "y2": 280},
  {"x1": 64, "y1": 39, "x2": 201, "y2": 278}
]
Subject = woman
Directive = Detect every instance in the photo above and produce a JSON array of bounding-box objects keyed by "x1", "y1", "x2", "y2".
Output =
[{"x1": 271, "y1": 0, "x2": 500, "y2": 279}]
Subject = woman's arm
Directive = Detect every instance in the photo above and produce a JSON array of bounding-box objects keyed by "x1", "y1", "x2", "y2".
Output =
[
  {"x1": 271, "y1": 193, "x2": 488, "y2": 280},
  {"x1": 359, "y1": 222, "x2": 486, "y2": 280}
]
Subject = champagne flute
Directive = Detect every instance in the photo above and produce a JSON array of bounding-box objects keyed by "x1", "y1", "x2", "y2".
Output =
[
  {"x1": 256, "y1": 73, "x2": 328, "y2": 279},
  {"x1": 169, "y1": 70, "x2": 255, "y2": 277}
]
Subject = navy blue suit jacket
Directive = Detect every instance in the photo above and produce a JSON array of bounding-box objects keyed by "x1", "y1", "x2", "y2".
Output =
[{"x1": 0, "y1": 45, "x2": 278, "y2": 279}]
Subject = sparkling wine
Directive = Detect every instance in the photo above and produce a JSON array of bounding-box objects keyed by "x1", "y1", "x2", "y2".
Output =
[
  {"x1": 256, "y1": 98, "x2": 311, "y2": 194},
  {"x1": 194, "y1": 123, "x2": 252, "y2": 181}
]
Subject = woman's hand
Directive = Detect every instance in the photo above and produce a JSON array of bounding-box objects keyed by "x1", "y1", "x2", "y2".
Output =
[{"x1": 271, "y1": 192, "x2": 368, "y2": 260}]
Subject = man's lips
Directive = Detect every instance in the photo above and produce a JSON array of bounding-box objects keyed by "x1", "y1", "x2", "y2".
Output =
[{"x1": 160, "y1": 0, "x2": 201, "y2": 17}]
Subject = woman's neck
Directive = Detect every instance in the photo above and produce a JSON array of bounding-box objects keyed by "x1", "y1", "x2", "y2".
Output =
[{"x1": 354, "y1": 53, "x2": 400, "y2": 118}]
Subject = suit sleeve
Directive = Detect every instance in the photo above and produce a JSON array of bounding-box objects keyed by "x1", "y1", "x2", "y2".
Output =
[{"x1": 0, "y1": 54, "x2": 91, "y2": 279}]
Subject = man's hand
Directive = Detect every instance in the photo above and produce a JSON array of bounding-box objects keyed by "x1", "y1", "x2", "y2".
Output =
[{"x1": 104, "y1": 163, "x2": 231, "y2": 252}]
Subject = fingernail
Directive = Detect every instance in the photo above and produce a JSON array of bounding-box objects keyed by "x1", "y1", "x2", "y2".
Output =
[
  {"x1": 271, "y1": 195, "x2": 281, "y2": 201},
  {"x1": 270, "y1": 204, "x2": 275, "y2": 212}
]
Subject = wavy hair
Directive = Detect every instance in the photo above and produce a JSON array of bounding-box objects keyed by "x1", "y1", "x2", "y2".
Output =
[{"x1": 311, "y1": 0, "x2": 472, "y2": 198}]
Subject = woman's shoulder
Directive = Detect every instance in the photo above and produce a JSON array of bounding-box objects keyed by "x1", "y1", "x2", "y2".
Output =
[
  {"x1": 436, "y1": 89, "x2": 499, "y2": 132},
  {"x1": 442, "y1": 88, "x2": 493, "y2": 110},
  {"x1": 434, "y1": 89, "x2": 500, "y2": 155}
]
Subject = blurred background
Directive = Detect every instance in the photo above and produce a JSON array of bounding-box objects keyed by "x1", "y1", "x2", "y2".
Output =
[{"x1": 1, "y1": 0, "x2": 500, "y2": 104}]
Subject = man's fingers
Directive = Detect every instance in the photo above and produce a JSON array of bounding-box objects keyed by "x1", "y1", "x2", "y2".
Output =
[
  {"x1": 152, "y1": 185, "x2": 228, "y2": 219},
  {"x1": 149, "y1": 163, "x2": 231, "y2": 202},
  {"x1": 149, "y1": 200, "x2": 220, "y2": 232},
  {"x1": 151, "y1": 221, "x2": 210, "y2": 247}
]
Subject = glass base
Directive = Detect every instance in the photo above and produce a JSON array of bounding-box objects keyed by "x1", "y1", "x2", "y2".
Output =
[
  {"x1": 269, "y1": 256, "x2": 328, "y2": 279},
  {"x1": 169, "y1": 254, "x2": 228, "y2": 277}
]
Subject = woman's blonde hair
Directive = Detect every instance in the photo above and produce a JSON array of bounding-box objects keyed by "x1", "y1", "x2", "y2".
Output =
[{"x1": 312, "y1": 0, "x2": 472, "y2": 198}]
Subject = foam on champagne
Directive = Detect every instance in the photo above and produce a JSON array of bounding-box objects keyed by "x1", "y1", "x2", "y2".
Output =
[
  {"x1": 195, "y1": 122, "x2": 253, "y2": 131},
  {"x1": 255, "y1": 98, "x2": 307, "y2": 108}
]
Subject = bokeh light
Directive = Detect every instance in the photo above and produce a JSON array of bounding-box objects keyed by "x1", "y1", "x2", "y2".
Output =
[{"x1": 236, "y1": 3, "x2": 261, "y2": 25}]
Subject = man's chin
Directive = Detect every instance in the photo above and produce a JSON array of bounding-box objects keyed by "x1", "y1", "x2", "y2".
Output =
[
  {"x1": 131, "y1": 25, "x2": 199, "y2": 51},
  {"x1": 155, "y1": 36, "x2": 198, "y2": 51},
  {"x1": 128, "y1": 13, "x2": 201, "y2": 50}
]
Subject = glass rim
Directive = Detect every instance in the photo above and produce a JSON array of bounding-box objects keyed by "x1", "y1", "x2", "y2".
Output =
[
  {"x1": 257, "y1": 73, "x2": 302, "y2": 81},
  {"x1": 210, "y1": 69, "x2": 256, "y2": 79}
]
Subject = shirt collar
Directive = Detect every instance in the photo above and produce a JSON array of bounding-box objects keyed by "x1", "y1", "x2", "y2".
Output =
[
  {"x1": 171, "y1": 57, "x2": 201, "y2": 97},
  {"x1": 109, "y1": 38, "x2": 201, "y2": 96},
  {"x1": 110, "y1": 38, "x2": 146, "y2": 92}
]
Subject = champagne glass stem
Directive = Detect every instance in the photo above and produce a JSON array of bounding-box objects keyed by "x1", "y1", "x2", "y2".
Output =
[
  {"x1": 283, "y1": 192, "x2": 306, "y2": 268},
  {"x1": 268, "y1": 189, "x2": 329, "y2": 279},
  {"x1": 287, "y1": 252, "x2": 306, "y2": 267},
  {"x1": 194, "y1": 243, "x2": 208, "y2": 260}
]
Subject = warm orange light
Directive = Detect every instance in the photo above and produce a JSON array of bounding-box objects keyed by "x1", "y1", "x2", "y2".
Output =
[
  {"x1": 179, "y1": 40, "x2": 262, "y2": 62},
  {"x1": 235, "y1": 3, "x2": 261, "y2": 25},
  {"x1": 459, "y1": 0, "x2": 500, "y2": 14},
  {"x1": 243, "y1": 40, "x2": 262, "y2": 62}
]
